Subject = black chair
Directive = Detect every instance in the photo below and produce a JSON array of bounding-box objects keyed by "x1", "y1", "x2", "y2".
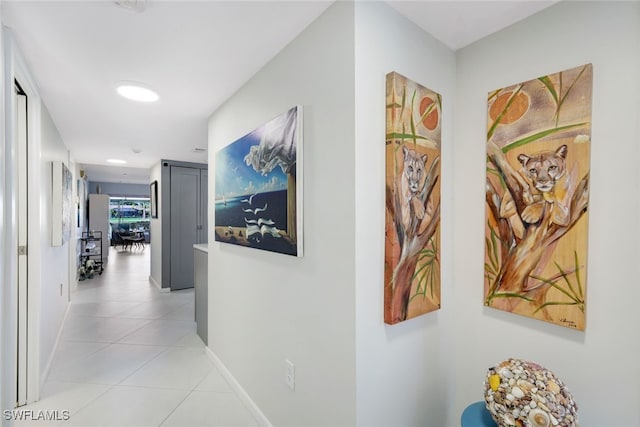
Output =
[{"x1": 114, "y1": 231, "x2": 139, "y2": 250}]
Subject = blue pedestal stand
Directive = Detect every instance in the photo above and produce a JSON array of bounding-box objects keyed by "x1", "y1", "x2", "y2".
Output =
[{"x1": 461, "y1": 401, "x2": 498, "y2": 427}]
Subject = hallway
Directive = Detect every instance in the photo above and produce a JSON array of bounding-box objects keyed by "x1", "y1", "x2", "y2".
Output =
[{"x1": 15, "y1": 247, "x2": 258, "y2": 427}]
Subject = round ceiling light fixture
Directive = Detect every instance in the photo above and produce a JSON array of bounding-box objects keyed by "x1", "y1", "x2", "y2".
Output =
[
  {"x1": 116, "y1": 82, "x2": 159, "y2": 103},
  {"x1": 107, "y1": 159, "x2": 127, "y2": 164}
]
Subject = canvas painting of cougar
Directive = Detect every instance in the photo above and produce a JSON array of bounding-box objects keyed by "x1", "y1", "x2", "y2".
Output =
[
  {"x1": 484, "y1": 64, "x2": 592, "y2": 330},
  {"x1": 385, "y1": 72, "x2": 441, "y2": 325}
]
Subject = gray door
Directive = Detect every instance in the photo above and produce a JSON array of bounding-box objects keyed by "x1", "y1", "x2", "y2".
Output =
[
  {"x1": 170, "y1": 166, "x2": 200, "y2": 290},
  {"x1": 199, "y1": 169, "x2": 208, "y2": 243}
]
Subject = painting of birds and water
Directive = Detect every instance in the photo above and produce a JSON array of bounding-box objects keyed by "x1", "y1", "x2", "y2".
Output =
[{"x1": 215, "y1": 106, "x2": 302, "y2": 256}]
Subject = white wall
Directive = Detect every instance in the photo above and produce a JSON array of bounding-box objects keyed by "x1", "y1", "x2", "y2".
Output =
[
  {"x1": 207, "y1": 2, "x2": 356, "y2": 426},
  {"x1": 452, "y1": 2, "x2": 640, "y2": 426},
  {"x1": 149, "y1": 161, "x2": 162, "y2": 289},
  {"x1": 354, "y1": 2, "x2": 455, "y2": 426},
  {"x1": 88, "y1": 181, "x2": 149, "y2": 198},
  {"x1": 0, "y1": 7, "x2": 11, "y2": 420},
  {"x1": 0, "y1": 30, "x2": 72, "y2": 406},
  {"x1": 38, "y1": 103, "x2": 71, "y2": 383},
  {"x1": 201, "y1": 2, "x2": 640, "y2": 426}
]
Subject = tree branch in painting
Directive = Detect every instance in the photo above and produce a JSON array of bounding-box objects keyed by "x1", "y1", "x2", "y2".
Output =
[
  {"x1": 483, "y1": 64, "x2": 592, "y2": 329},
  {"x1": 386, "y1": 154, "x2": 440, "y2": 323},
  {"x1": 385, "y1": 72, "x2": 442, "y2": 325},
  {"x1": 485, "y1": 141, "x2": 588, "y2": 312}
]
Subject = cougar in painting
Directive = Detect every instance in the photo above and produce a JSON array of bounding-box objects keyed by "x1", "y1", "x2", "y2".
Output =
[
  {"x1": 517, "y1": 144, "x2": 569, "y2": 226},
  {"x1": 400, "y1": 145, "x2": 428, "y2": 232}
]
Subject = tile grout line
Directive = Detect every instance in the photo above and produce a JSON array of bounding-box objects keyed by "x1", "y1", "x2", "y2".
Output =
[
  {"x1": 37, "y1": 248, "x2": 215, "y2": 426},
  {"x1": 156, "y1": 389, "x2": 194, "y2": 427}
]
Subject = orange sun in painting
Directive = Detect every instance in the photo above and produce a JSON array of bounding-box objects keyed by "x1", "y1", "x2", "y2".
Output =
[
  {"x1": 419, "y1": 96, "x2": 439, "y2": 131},
  {"x1": 489, "y1": 91, "x2": 530, "y2": 124}
]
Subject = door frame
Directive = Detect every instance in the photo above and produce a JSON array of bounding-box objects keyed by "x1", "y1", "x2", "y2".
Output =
[
  {"x1": 0, "y1": 14, "x2": 7, "y2": 414},
  {"x1": 15, "y1": 79, "x2": 28, "y2": 407},
  {"x1": 3, "y1": 29, "x2": 43, "y2": 406},
  {"x1": 160, "y1": 160, "x2": 208, "y2": 290},
  {"x1": 169, "y1": 165, "x2": 201, "y2": 291}
]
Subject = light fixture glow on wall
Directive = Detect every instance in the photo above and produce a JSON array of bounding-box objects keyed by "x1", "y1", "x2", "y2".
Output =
[
  {"x1": 116, "y1": 82, "x2": 159, "y2": 103},
  {"x1": 107, "y1": 159, "x2": 127, "y2": 164}
]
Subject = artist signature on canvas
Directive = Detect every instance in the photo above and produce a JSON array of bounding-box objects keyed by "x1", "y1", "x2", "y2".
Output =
[{"x1": 560, "y1": 318, "x2": 577, "y2": 328}]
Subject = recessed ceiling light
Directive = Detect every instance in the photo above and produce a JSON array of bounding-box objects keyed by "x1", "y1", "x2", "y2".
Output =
[
  {"x1": 107, "y1": 159, "x2": 127, "y2": 164},
  {"x1": 116, "y1": 82, "x2": 159, "y2": 103}
]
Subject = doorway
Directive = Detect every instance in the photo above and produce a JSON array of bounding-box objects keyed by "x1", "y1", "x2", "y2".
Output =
[
  {"x1": 169, "y1": 166, "x2": 207, "y2": 291},
  {"x1": 15, "y1": 80, "x2": 28, "y2": 407}
]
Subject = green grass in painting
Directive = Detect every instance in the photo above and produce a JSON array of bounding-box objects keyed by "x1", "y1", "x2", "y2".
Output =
[
  {"x1": 484, "y1": 225, "x2": 504, "y2": 303},
  {"x1": 484, "y1": 227, "x2": 586, "y2": 314},
  {"x1": 484, "y1": 66, "x2": 590, "y2": 319},
  {"x1": 539, "y1": 64, "x2": 589, "y2": 127},
  {"x1": 409, "y1": 236, "x2": 439, "y2": 303},
  {"x1": 500, "y1": 122, "x2": 589, "y2": 153},
  {"x1": 387, "y1": 79, "x2": 441, "y2": 307},
  {"x1": 531, "y1": 255, "x2": 585, "y2": 314}
]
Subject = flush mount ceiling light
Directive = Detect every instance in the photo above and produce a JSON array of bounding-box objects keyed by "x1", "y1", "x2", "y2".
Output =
[
  {"x1": 116, "y1": 82, "x2": 159, "y2": 103},
  {"x1": 107, "y1": 159, "x2": 127, "y2": 164}
]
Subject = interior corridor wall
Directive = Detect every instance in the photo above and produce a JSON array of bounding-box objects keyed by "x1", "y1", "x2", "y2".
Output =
[
  {"x1": 354, "y1": 2, "x2": 455, "y2": 426},
  {"x1": 207, "y1": 2, "x2": 356, "y2": 425},
  {"x1": 452, "y1": 2, "x2": 640, "y2": 425},
  {"x1": 149, "y1": 161, "x2": 162, "y2": 289},
  {"x1": 0, "y1": 5, "x2": 10, "y2": 419},
  {"x1": 38, "y1": 102, "x2": 72, "y2": 384},
  {"x1": 88, "y1": 181, "x2": 149, "y2": 198}
]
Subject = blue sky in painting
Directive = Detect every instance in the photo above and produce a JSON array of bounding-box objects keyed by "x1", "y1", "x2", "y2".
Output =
[{"x1": 215, "y1": 129, "x2": 287, "y2": 199}]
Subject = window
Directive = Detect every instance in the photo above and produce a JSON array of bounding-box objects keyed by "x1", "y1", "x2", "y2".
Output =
[{"x1": 109, "y1": 197, "x2": 151, "y2": 237}]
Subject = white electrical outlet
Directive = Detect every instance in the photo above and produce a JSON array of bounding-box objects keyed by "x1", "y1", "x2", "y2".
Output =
[{"x1": 285, "y1": 359, "x2": 295, "y2": 390}]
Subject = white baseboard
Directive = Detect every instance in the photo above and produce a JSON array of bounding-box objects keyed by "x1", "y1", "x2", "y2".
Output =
[
  {"x1": 40, "y1": 302, "x2": 71, "y2": 391},
  {"x1": 149, "y1": 275, "x2": 169, "y2": 293},
  {"x1": 205, "y1": 347, "x2": 273, "y2": 427}
]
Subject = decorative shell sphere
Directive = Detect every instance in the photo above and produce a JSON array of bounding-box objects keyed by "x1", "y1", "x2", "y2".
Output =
[{"x1": 484, "y1": 358, "x2": 578, "y2": 427}]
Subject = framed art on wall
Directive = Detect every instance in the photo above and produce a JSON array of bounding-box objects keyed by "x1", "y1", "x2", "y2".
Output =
[
  {"x1": 214, "y1": 106, "x2": 303, "y2": 257},
  {"x1": 150, "y1": 180, "x2": 158, "y2": 219},
  {"x1": 484, "y1": 64, "x2": 592, "y2": 330},
  {"x1": 385, "y1": 72, "x2": 442, "y2": 325},
  {"x1": 52, "y1": 161, "x2": 73, "y2": 246}
]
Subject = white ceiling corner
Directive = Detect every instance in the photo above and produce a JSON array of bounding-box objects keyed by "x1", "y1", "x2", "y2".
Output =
[{"x1": 386, "y1": 0, "x2": 560, "y2": 51}]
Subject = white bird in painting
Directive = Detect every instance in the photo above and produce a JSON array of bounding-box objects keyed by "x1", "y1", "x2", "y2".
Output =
[
  {"x1": 246, "y1": 224, "x2": 260, "y2": 237},
  {"x1": 242, "y1": 203, "x2": 267, "y2": 215},
  {"x1": 241, "y1": 193, "x2": 256, "y2": 205},
  {"x1": 260, "y1": 224, "x2": 281, "y2": 238},
  {"x1": 244, "y1": 217, "x2": 275, "y2": 226},
  {"x1": 245, "y1": 224, "x2": 281, "y2": 239}
]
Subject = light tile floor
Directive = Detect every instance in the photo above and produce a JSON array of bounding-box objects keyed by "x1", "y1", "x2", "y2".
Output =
[{"x1": 14, "y1": 247, "x2": 258, "y2": 427}]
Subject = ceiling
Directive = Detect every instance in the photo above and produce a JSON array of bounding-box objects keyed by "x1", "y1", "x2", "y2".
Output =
[
  {"x1": 1, "y1": 0, "x2": 557, "y2": 184},
  {"x1": 388, "y1": 1, "x2": 558, "y2": 51}
]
